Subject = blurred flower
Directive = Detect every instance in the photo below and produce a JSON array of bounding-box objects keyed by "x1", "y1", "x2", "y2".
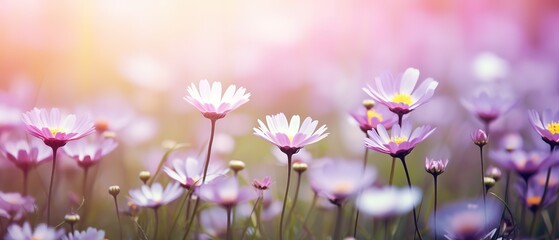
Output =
[
  {"x1": 199, "y1": 207, "x2": 227, "y2": 239},
  {"x1": 308, "y1": 159, "x2": 376, "y2": 205},
  {"x1": 490, "y1": 149, "x2": 559, "y2": 181},
  {"x1": 356, "y1": 186, "x2": 421, "y2": 218},
  {"x1": 499, "y1": 133, "x2": 523, "y2": 152},
  {"x1": 185, "y1": 80, "x2": 250, "y2": 120},
  {"x1": 471, "y1": 129, "x2": 488, "y2": 147},
  {"x1": 164, "y1": 157, "x2": 228, "y2": 189},
  {"x1": 461, "y1": 91, "x2": 514, "y2": 126},
  {"x1": 425, "y1": 158, "x2": 449, "y2": 176},
  {"x1": 62, "y1": 136, "x2": 118, "y2": 169},
  {"x1": 254, "y1": 113, "x2": 328, "y2": 155},
  {"x1": 128, "y1": 182, "x2": 182, "y2": 209},
  {"x1": 21, "y1": 108, "x2": 95, "y2": 148},
  {"x1": 365, "y1": 121, "x2": 435, "y2": 159},
  {"x1": 471, "y1": 52, "x2": 509, "y2": 82},
  {"x1": 363, "y1": 67, "x2": 438, "y2": 116},
  {"x1": 516, "y1": 177, "x2": 558, "y2": 212},
  {"x1": 252, "y1": 176, "x2": 272, "y2": 191},
  {"x1": 62, "y1": 227, "x2": 105, "y2": 240},
  {"x1": 529, "y1": 109, "x2": 559, "y2": 146},
  {"x1": 0, "y1": 104, "x2": 22, "y2": 134},
  {"x1": 260, "y1": 190, "x2": 282, "y2": 221},
  {"x1": 485, "y1": 166, "x2": 502, "y2": 182},
  {"x1": 350, "y1": 104, "x2": 397, "y2": 134},
  {"x1": 0, "y1": 139, "x2": 51, "y2": 172},
  {"x1": 5, "y1": 222, "x2": 64, "y2": 240},
  {"x1": 433, "y1": 198, "x2": 501, "y2": 240},
  {"x1": 0, "y1": 192, "x2": 35, "y2": 220},
  {"x1": 196, "y1": 177, "x2": 256, "y2": 208}
]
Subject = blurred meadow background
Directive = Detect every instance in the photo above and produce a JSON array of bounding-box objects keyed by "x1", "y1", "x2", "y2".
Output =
[{"x1": 2, "y1": 0, "x2": 559, "y2": 239}]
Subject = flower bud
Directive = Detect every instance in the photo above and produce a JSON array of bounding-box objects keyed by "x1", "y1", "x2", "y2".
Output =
[
  {"x1": 484, "y1": 176, "x2": 496, "y2": 190},
  {"x1": 362, "y1": 100, "x2": 375, "y2": 110},
  {"x1": 471, "y1": 129, "x2": 488, "y2": 147},
  {"x1": 229, "y1": 160, "x2": 246, "y2": 173},
  {"x1": 109, "y1": 185, "x2": 121, "y2": 197},
  {"x1": 139, "y1": 171, "x2": 151, "y2": 184},
  {"x1": 425, "y1": 158, "x2": 449, "y2": 176},
  {"x1": 293, "y1": 162, "x2": 308, "y2": 173},
  {"x1": 64, "y1": 213, "x2": 80, "y2": 224},
  {"x1": 485, "y1": 166, "x2": 502, "y2": 182}
]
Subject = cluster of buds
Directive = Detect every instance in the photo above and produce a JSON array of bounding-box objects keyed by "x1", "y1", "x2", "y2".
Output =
[{"x1": 484, "y1": 166, "x2": 502, "y2": 191}]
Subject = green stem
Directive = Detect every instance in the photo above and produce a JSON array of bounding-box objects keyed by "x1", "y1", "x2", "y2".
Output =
[
  {"x1": 47, "y1": 146, "x2": 60, "y2": 225},
  {"x1": 112, "y1": 196, "x2": 123, "y2": 240},
  {"x1": 333, "y1": 204, "x2": 343, "y2": 240},
  {"x1": 183, "y1": 198, "x2": 200, "y2": 240},
  {"x1": 279, "y1": 153, "x2": 293, "y2": 240},
  {"x1": 240, "y1": 194, "x2": 262, "y2": 240},
  {"x1": 227, "y1": 206, "x2": 233, "y2": 240},
  {"x1": 353, "y1": 147, "x2": 369, "y2": 238},
  {"x1": 286, "y1": 171, "x2": 303, "y2": 234},
  {"x1": 479, "y1": 146, "x2": 487, "y2": 228},
  {"x1": 434, "y1": 175, "x2": 438, "y2": 240},
  {"x1": 388, "y1": 157, "x2": 396, "y2": 186},
  {"x1": 202, "y1": 119, "x2": 217, "y2": 183},
  {"x1": 299, "y1": 192, "x2": 318, "y2": 239},
  {"x1": 399, "y1": 157, "x2": 422, "y2": 240},
  {"x1": 153, "y1": 208, "x2": 159, "y2": 240}
]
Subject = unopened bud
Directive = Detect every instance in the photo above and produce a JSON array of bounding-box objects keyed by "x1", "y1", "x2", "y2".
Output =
[
  {"x1": 139, "y1": 171, "x2": 151, "y2": 184},
  {"x1": 109, "y1": 185, "x2": 121, "y2": 197},
  {"x1": 484, "y1": 177, "x2": 496, "y2": 190},
  {"x1": 293, "y1": 162, "x2": 308, "y2": 173},
  {"x1": 229, "y1": 160, "x2": 246, "y2": 173},
  {"x1": 471, "y1": 129, "x2": 488, "y2": 147},
  {"x1": 64, "y1": 213, "x2": 80, "y2": 224},
  {"x1": 362, "y1": 100, "x2": 375, "y2": 110},
  {"x1": 486, "y1": 166, "x2": 502, "y2": 182}
]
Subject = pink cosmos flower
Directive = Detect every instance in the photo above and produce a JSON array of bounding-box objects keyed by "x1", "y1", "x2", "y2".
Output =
[
  {"x1": 0, "y1": 139, "x2": 52, "y2": 172},
  {"x1": 529, "y1": 109, "x2": 559, "y2": 146},
  {"x1": 0, "y1": 192, "x2": 35, "y2": 221},
  {"x1": 128, "y1": 182, "x2": 183, "y2": 209},
  {"x1": 365, "y1": 121, "x2": 436, "y2": 159},
  {"x1": 185, "y1": 80, "x2": 250, "y2": 120},
  {"x1": 461, "y1": 91, "x2": 514, "y2": 126},
  {"x1": 350, "y1": 105, "x2": 398, "y2": 134},
  {"x1": 196, "y1": 177, "x2": 256, "y2": 208},
  {"x1": 21, "y1": 108, "x2": 95, "y2": 148},
  {"x1": 63, "y1": 136, "x2": 118, "y2": 169},
  {"x1": 253, "y1": 113, "x2": 328, "y2": 155},
  {"x1": 252, "y1": 176, "x2": 272, "y2": 191},
  {"x1": 363, "y1": 67, "x2": 439, "y2": 116},
  {"x1": 63, "y1": 227, "x2": 105, "y2": 240},
  {"x1": 308, "y1": 159, "x2": 376, "y2": 205},
  {"x1": 5, "y1": 222, "x2": 64, "y2": 240},
  {"x1": 164, "y1": 157, "x2": 229, "y2": 189}
]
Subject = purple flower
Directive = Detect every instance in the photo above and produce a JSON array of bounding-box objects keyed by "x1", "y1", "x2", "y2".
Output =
[
  {"x1": 432, "y1": 198, "x2": 501, "y2": 240},
  {"x1": 185, "y1": 80, "x2": 250, "y2": 120},
  {"x1": 529, "y1": 109, "x2": 559, "y2": 146},
  {"x1": 63, "y1": 227, "x2": 105, "y2": 240},
  {"x1": 252, "y1": 176, "x2": 272, "y2": 191},
  {"x1": 0, "y1": 192, "x2": 35, "y2": 221},
  {"x1": 163, "y1": 157, "x2": 229, "y2": 189},
  {"x1": 21, "y1": 108, "x2": 95, "y2": 148},
  {"x1": 490, "y1": 149, "x2": 559, "y2": 181},
  {"x1": 471, "y1": 129, "x2": 488, "y2": 147},
  {"x1": 62, "y1": 136, "x2": 118, "y2": 169},
  {"x1": 199, "y1": 207, "x2": 228, "y2": 239},
  {"x1": 364, "y1": 121, "x2": 435, "y2": 159},
  {"x1": 5, "y1": 222, "x2": 65, "y2": 240},
  {"x1": 0, "y1": 104, "x2": 22, "y2": 134},
  {"x1": 363, "y1": 67, "x2": 439, "y2": 116},
  {"x1": 260, "y1": 191, "x2": 282, "y2": 221},
  {"x1": 356, "y1": 186, "x2": 421, "y2": 218},
  {"x1": 425, "y1": 158, "x2": 449, "y2": 176},
  {"x1": 350, "y1": 105, "x2": 397, "y2": 134},
  {"x1": 461, "y1": 91, "x2": 514, "y2": 125},
  {"x1": 0, "y1": 139, "x2": 51, "y2": 172},
  {"x1": 128, "y1": 182, "x2": 182, "y2": 209},
  {"x1": 516, "y1": 177, "x2": 557, "y2": 212},
  {"x1": 253, "y1": 113, "x2": 328, "y2": 155},
  {"x1": 196, "y1": 177, "x2": 256, "y2": 208},
  {"x1": 308, "y1": 159, "x2": 376, "y2": 204}
]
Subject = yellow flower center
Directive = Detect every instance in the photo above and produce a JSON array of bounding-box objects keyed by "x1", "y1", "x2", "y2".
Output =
[
  {"x1": 527, "y1": 196, "x2": 542, "y2": 206},
  {"x1": 391, "y1": 93, "x2": 413, "y2": 105},
  {"x1": 366, "y1": 110, "x2": 383, "y2": 124},
  {"x1": 391, "y1": 136, "x2": 408, "y2": 144},
  {"x1": 333, "y1": 181, "x2": 353, "y2": 194},
  {"x1": 547, "y1": 121, "x2": 559, "y2": 134},
  {"x1": 49, "y1": 128, "x2": 65, "y2": 136}
]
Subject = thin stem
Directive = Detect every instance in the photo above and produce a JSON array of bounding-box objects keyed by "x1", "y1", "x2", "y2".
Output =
[
  {"x1": 47, "y1": 146, "x2": 60, "y2": 225},
  {"x1": 153, "y1": 208, "x2": 159, "y2": 240},
  {"x1": 399, "y1": 157, "x2": 423, "y2": 240},
  {"x1": 240, "y1": 194, "x2": 262, "y2": 240},
  {"x1": 286, "y1": 171, "x2": 303, "y2": 233},
  {"x1": 397, "y1": 114, "x2": 403, "y2": 127},
  {"x1": 202, "y1": 119, "x2": 217, "y2": 183},
  {"x1": 279, "y1": 153, "x2": 293, "y2": 240},
  {"x1": 479, "y1": 146, "x2": 487, "y2": 228},
  {"x1": 333, "y1": 204, "x2": 343, "y2": 240},
  {"x1": 69, "y1": 223, "x2": 74, "y2": 233},
  {"x1": 521, "y1": 179, "x2": 528, "y2": 231},
  {"x1": 434, "y1": 175, "x2": 438, "y2": 240},
  {"x1": 353, "y1": 147, "x2": 369, "y2": 238},
  {"x1": 301, "y1": 192, "x2": 318, "y2": 236},
  {"x1": 82, "y1": 167, "x2": 89, "y2": 200},
  {"x1": 112, "y1": 196, "x2": 123, "y2": 240},
  {"x1": 388, "y1": 157, "x2": 396, "y2": 186},
  {"x1": 529, "y1": 144, "x2": 555, "y2": 236},
  {"x1": 183, "y1": 198, "x2": 200, "y2": 240},
  {"x1": 552, "y1": 189, "x2": 559, "y2": 237},
  {"x1": 227, "y1": 206, "x2": 233, "y2": 240},
  {"x1": 23, "y1": 170, "x2": 29, "y2": 196}
]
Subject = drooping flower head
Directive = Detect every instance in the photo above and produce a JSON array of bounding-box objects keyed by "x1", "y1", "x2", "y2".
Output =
[
  {"x1": 253, "y1": 113, "x2": 328, "y2": 156},
  {"x1": 350, "y1": 101, "x2": 397, "y2": 134},
  {"x1": 461, "y1": 91, "x2": 514, "y2": 126},
  {"x1": 0, "y1": 139, "x2": 52, "y2": 172},
  {"x1": 5, "y1": 222, "x2": 65, "y2": 240},
  {"x1": 365, "y1": 121, "x2": 436, "y2": 159},
  {"x1": 62, "y1": 136, "x2": 118, "y2": 169},
  {"x1": 516, "y1": 177, "x2": 558, "y2": 213},
  {"x1": 63, "y1": 227, "x2": 105, "y2": 240},
  {"x1": 356, "y1": 186, "x2": 421, "y2": 218},
  {"x1": 184, "y1": 80, "x2": 250, "y2": 120},
  {"x1": 425, "y1": 158, "x2": 449, "y2": 177},
  {"x1": 252, "y1": 176, "x2": 272, "y2": 191},
  {"x1": 308, "y1": 159, "x2": 376, "y2": 205},
  {"x1": 433, "y1": 198, "x2": 501, "y2": 240},
  {"x1": 164, "y1": 157, "x2": 229, "y2": 189},
  {"x1": 529, "y1": 109, "x2": 559, "y2": 147},
  {"x1": 490, "y1": 149, "x2": 559, "y2": 181},
  {"x1": 128, "y1": 182, "x2": 182, "y2": 209},
  {"x1": 21, "y1": 108, "x2": 95, "y2": 149},
  {"x1": 363, "y1": 67, "x2": 439, "y2": 117},
  {"x1": 196, "y1": 177, "x2": 256, "y2": 208},
  {"x1": 0, "y1": 192, "x2": 36, "y2": 221}
]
